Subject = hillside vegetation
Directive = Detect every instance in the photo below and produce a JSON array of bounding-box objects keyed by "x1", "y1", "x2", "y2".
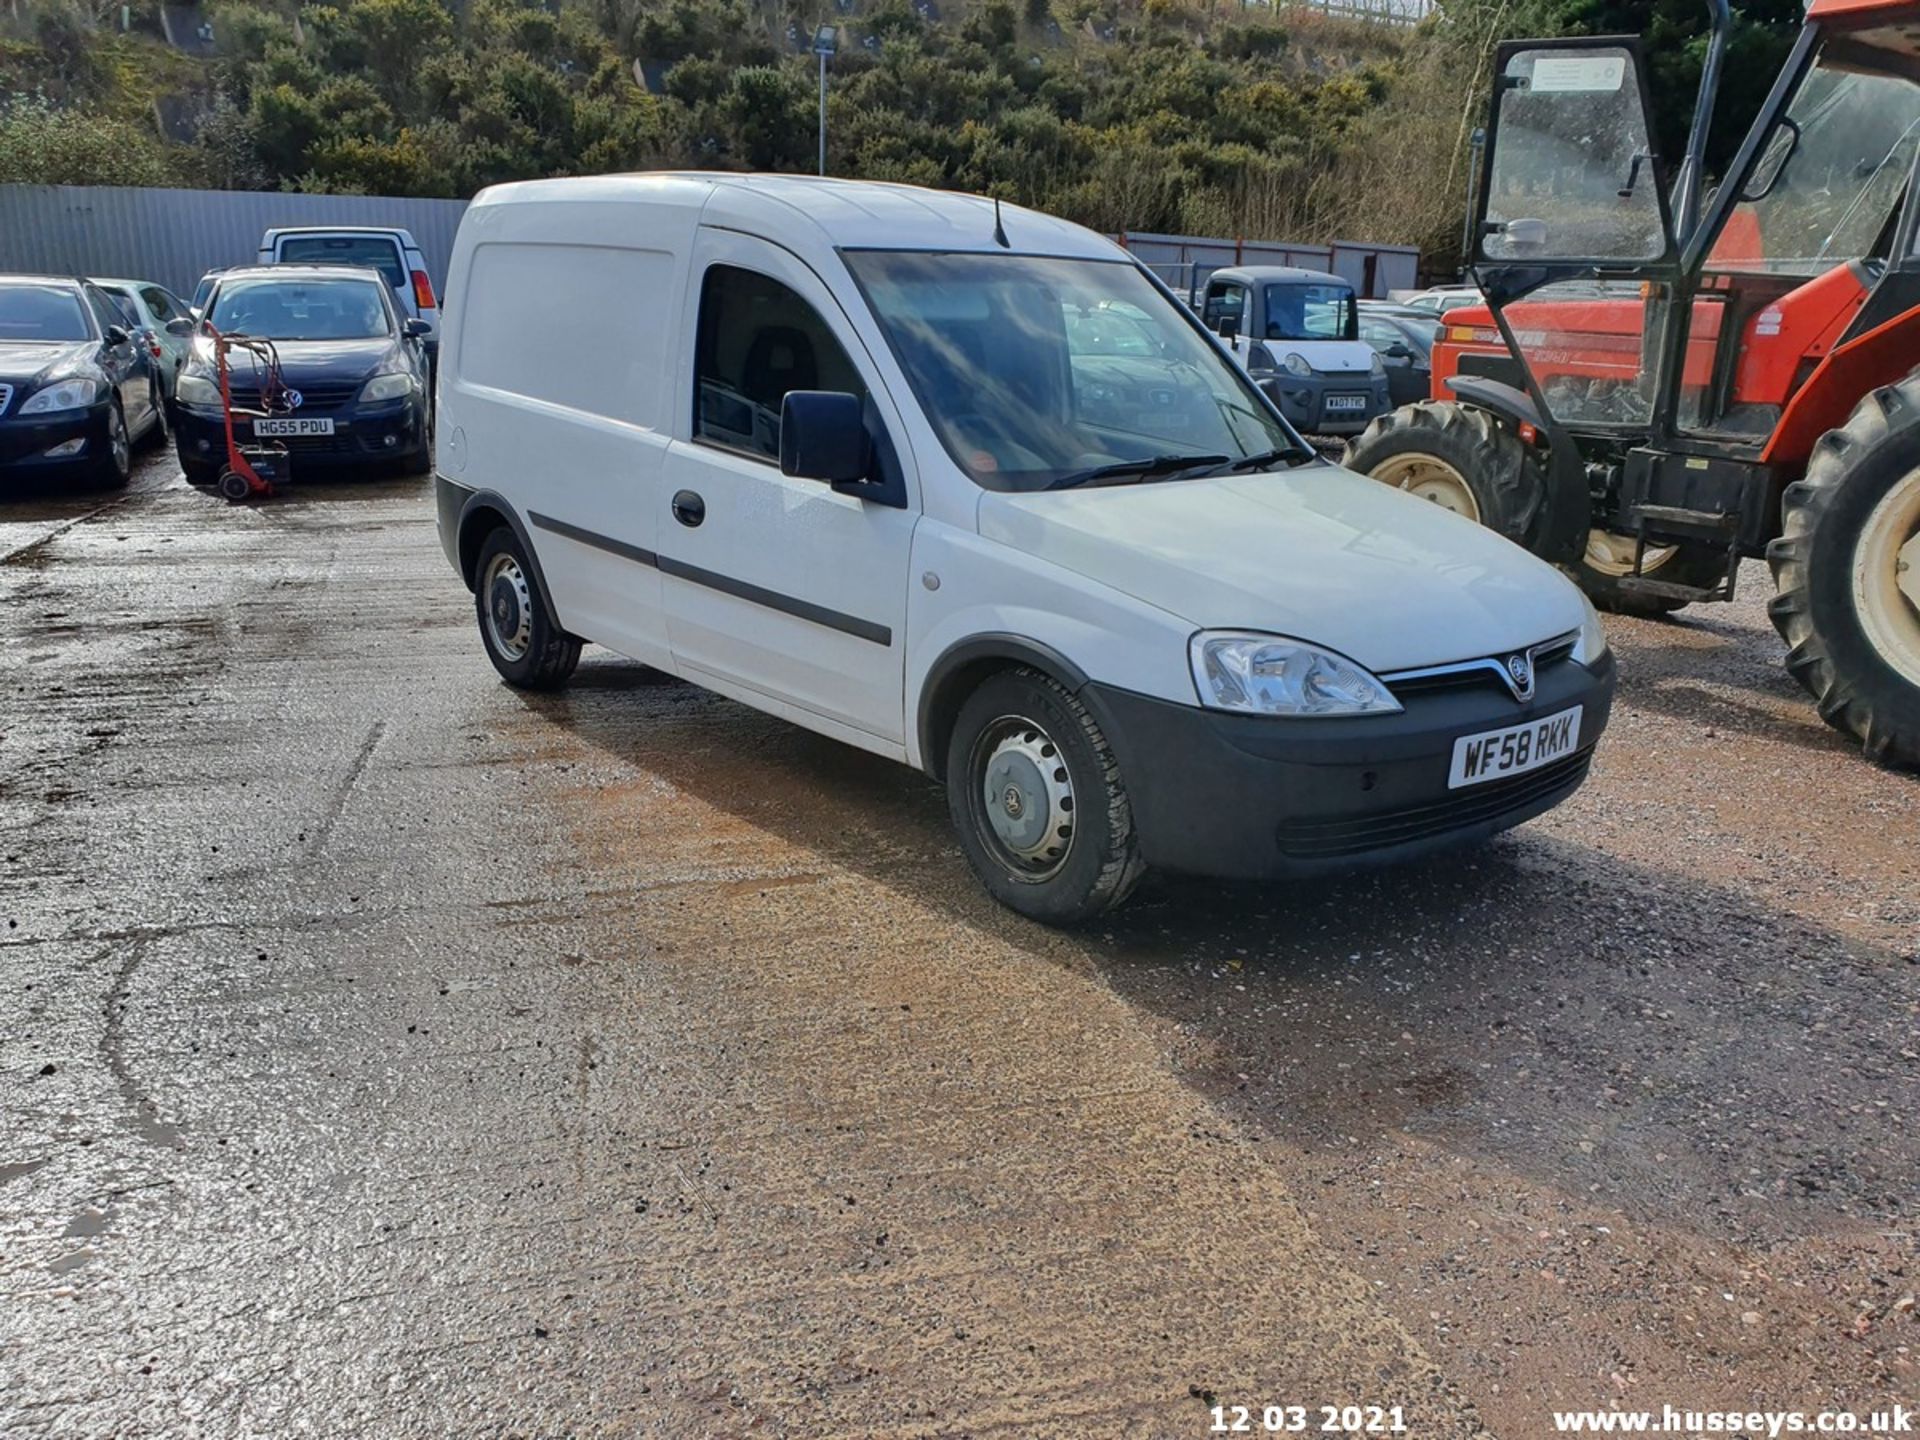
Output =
[{"x1": 0, "y1": 0, "x2": 1797, "y2": 264}]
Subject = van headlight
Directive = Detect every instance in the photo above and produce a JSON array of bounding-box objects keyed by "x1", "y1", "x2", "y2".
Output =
[
  {"x1": 1189, "y1": 632, "x2": 1403, "y2": 717},
  {"x1": 1282, "y1": 352, "x2": 1314, "y2": 378},
  {"x1": 1369, "y1": 352, "x2": 1387, "y2": 377},
  {"x1": 359, "y1": 372, "x2": 417, "y2": 403},
  {"x1": 1572, "y1": 593, "x2": 1610, "y2": 666},
  {"x1": 18, "y1": 378, "x2": 100, "y2": 414},
  {"x1": 175, "y1": 373, "x2": 220, "y2": 407}
]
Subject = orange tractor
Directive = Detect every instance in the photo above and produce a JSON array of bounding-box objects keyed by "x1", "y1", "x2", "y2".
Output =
[{"x1": 1346, "y1": 0, "x2": 1920, "y2": 766}]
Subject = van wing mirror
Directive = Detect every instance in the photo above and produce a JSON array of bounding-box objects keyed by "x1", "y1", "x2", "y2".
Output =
[
  {"x1": 780, "y1": 391, "x2": 871, "y2": 486},
  {"x1": 1476, "y1": 40, "x2": 1675, "y2": 267},
  {"x1": 1215, "y1": 313, "x2": 1239, "y2": 341}
]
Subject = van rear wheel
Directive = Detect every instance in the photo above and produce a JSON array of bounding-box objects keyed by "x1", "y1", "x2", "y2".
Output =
[
  {"x1": 946, "y1": 669, "x2": 1143, "y2": 925},
  {"x1": 474, "y1": 527, "x2": 580, "y2": 689}
]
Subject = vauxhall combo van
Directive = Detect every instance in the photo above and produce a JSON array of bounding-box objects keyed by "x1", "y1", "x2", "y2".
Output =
[{"x1": 434, "y1": 174, "x2": 1616, "y2": 923}]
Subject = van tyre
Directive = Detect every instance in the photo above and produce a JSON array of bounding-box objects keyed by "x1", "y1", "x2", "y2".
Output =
[
  {"x1": 946, "y1": 668, "x2": 1144, "y2": 925},
  {"x1": 474, "y1": 527, "x2": 580, "y2": 690},
  {"x1": 1345, "y1": 401, "x2": 1542, "y2": 544},
  {"x1": 1768, "y1": 376, "x2": 1920, "y2": 768}
]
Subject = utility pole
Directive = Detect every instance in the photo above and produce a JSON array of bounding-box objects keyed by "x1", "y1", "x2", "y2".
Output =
[{"x1": 813, "y1": 24, "x2": 838, "y2": 177}]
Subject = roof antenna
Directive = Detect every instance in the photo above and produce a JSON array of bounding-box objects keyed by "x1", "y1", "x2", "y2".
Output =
[{"x1": 992, "y1": 196, "x2": 1010, "y2": 249}]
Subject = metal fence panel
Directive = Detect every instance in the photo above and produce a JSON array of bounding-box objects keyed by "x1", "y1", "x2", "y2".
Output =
[
  {"x1": 0, "y1": 184, "x2": 469, "y2": 297},
  {"x1": 1116, "y1": 229, "x2": 1420, "y2": 300},
  {"x1": 0, "y1": 184, "x2": 1426, "y2": 310}
]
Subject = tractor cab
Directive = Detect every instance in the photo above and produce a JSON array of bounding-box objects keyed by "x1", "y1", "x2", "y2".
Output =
[{"x1": 1346, "y1": 0, "x2": 1920, "y2": 767}]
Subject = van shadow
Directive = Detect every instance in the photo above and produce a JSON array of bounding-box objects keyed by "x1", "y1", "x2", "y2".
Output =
[{"x1": 531, "y1": 656, "x2": 1918, "y2": 1248}]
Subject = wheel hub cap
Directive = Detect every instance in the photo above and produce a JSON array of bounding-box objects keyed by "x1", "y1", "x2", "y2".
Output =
[
  {"x1": 483, "y1": 555, "x2": 533, "y2": 661},
  {"x1": 1368, "y1": 452, "x2": 1481, "y2": 523},
  {"x1": 1854, "y1": 466, "x2": 1920, "y2": 688},
  {"x1": 1585, "y1": 529, "x2": 1678, "y2": 579},
  {"x1": 976, "y1": 720, "x2": 1074, "y2": 875}
]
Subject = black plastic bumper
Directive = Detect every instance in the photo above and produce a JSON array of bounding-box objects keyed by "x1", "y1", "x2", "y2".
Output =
[
  {"x1": 436, "y1": 473, "x2": 474, "y2": 577},
  {"x1": 174, "y1": 401, "x2": 427, "y2": 471},
  {"x1": 1260, "y1": 373, "x2": 1392, "y2": 435},
  {"x1": 1083, "y1": 650, "x2": 1615, "y2": 880},
  {"x1": 0, "y1": 402, "x2": 110, "y2": 477}
]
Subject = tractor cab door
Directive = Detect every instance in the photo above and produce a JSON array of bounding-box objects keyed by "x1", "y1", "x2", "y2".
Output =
[{"x1": 1469, "y1": 37, "x2": 1683, "y2": 435}]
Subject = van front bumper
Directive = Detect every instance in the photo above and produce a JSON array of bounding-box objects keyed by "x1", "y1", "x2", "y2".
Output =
[
  {"x1": 1258, "y1": 372, "x2": 1391, "y2": 435},
  {"x1": 1083, "y1": 650, "x2": 1614, "y2": 880}
]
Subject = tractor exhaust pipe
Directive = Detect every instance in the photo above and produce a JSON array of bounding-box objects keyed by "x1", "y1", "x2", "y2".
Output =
[{"x1": 1672, "y1": 0, "x2": 1732, "y2": 240}]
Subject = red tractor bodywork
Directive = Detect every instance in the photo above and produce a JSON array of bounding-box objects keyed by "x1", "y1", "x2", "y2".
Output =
[{"x1": 1429, "y1": 261, "x2": 1882, "y2": 474}]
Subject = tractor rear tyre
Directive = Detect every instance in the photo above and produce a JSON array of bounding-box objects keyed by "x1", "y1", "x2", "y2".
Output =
[
  {"x1": 1768, "y1": 377, "x2": 1920, "y2": 767},
  {"x1": 1350, "y1": 401, "x2": 1726, "y2": 615},
  {"x1": 1345, "y1": 401, "x2": 1539, "y2": 544},
  {"x1": 1576, "y1": 532, "x2": 1729, "y2": 616}
]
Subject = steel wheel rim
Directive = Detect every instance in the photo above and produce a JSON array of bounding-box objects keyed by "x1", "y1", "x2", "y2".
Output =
[
  {"x1": 482, "y1": 552, "x2": 534, "y2": 662},
  {"x1": 971, "y1": 714, "x2": 1075, "y2": 880},
  {"x1": 1371, "y1": 452, "x2": 1481, "y2": 522},
  {"x1": 1585, "y1": 529, "x2": 1679, "y2": 579},
  {"x1": 1853, "y1": 465, "x2": 1920, "y2": 688}
]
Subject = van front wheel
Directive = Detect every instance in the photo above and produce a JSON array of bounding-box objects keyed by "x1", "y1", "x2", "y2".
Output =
[
  {"x1": 946, "y1": 669, "x2": 1143, "y2": 925},
  {"x1": 474, "y1": 527, "x2": 580, "y2": 689}
]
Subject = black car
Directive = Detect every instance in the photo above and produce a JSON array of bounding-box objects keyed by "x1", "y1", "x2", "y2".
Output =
[
  {"x1": 0, "y1": 275, "x2": 168, "y2": 487},
  {"x1": 1357, "y1": 308, "x2": 1438, "y2": 408},
  {"x1": 170, "y1": 264, "x2": 431, "y2": 485}
]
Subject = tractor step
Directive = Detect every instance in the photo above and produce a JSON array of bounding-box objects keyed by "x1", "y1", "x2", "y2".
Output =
[
  {"x1": 1613, "y1": 575, "x2": 1728, "y2": 603},
  {"x1": 1629, "y1": 503, "x2": 1741, "y2": 541}
]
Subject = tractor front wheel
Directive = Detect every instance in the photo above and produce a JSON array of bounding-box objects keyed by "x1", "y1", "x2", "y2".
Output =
[
  {"x1": 1345, "y1": 401, "x2": 1539, "y2": 544},
  {"x1": 1768, "y1": 377, "x2": 1920, "y2": 768}
]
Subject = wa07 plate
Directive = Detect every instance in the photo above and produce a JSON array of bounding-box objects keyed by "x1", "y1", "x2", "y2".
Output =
[{"x1": 1447, "y1": 705, "x2": 1582, "y2": 789}]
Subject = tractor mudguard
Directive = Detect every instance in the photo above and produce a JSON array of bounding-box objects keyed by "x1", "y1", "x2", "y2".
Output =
[{"x1": 1444, "y1": 375, "x2": 1590, "y2": 566}]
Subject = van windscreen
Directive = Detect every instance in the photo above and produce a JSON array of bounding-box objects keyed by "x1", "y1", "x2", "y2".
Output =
[{"x1": 844, "y1": 250, "x2": 1302, "y2": 493}]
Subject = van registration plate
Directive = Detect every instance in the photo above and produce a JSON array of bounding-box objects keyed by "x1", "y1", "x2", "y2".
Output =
[
  {"x1": 1447, "y1": 706, "x2": 1582, "y2": 789},
  {"x1": 1324, "y1": 394, "x2": 1370, "y2": 412},
  {"x1": 254, "y1": 417, "x2": 335, "y2": 436}
]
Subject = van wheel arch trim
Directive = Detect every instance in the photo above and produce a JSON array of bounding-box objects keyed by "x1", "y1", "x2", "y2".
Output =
[
  {"x1": 917, "y1": 635, "x2": 1093, "y2": 781},
  {"x1": 454, "y1": 488, "x2": 567, "y2": 634}
]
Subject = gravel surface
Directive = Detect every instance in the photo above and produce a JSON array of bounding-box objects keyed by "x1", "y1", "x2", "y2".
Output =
[{"x1": 2, "y1": 455, "x2": 1914, "y2": 1437}]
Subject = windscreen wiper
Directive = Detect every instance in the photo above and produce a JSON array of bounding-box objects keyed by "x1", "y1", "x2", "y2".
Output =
[
  {"x1": 1222, "y1": 446, "x2": 1307, "y2": 472},
  {"x1": 1045, "y1": 452, "x2": 1231, "y2": 492}
]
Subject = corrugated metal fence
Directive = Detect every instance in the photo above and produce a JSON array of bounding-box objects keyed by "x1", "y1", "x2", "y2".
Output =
[
  {"x1": 0, "y1": 184, "x2": 468, "y2": 297},
  {"x1": 0, "y1": 183, "x2": 1423, "y2": 304},
  {"x1": 1116, "y1": 230, "x2": 1421, "y2": 300}
]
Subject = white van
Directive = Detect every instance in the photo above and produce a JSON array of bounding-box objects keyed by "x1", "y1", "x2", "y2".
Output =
[{"x1": 434, "y1": 174, "x2": 1616, "y2": 924}]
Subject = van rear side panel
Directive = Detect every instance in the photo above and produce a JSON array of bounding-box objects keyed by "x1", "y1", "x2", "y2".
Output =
[{"x1": 444, "y1": 222, "x2": 689, "y2": 666}]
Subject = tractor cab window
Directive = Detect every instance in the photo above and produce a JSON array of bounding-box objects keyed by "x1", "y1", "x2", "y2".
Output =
[{"x1": 1709, "y1": 39, "x2": 1920, "y2": 277}]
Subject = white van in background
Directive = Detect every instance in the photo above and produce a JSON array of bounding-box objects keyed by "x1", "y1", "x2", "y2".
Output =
[
  {"x1": 258, "y1": 226, "x2": 439, "y2": 365},
  {"x1": 433, "y1": 174, "x2": 1616, "y2": 924}
]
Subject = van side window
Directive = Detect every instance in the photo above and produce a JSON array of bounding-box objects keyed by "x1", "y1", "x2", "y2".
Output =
[
  {"x1": 694, "y1": 264, "x2": 866, "y2": 463},
  {"x1": 1201, "y1": 281, "x2": 1245, "y2": 333}
]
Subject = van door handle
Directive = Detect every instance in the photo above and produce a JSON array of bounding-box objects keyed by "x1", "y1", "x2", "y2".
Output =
[{"x1": 671, "y1": 490, "x2": 705, "y2": 527}]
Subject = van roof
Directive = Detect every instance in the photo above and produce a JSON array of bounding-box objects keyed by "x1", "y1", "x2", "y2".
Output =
[
  {"x1": 264, "y1": 226, "x2": 418, "y2": 244},
  {"x1": 1210, "y1": 265, "x2": 1349, "y2": 288},
  {"x1": 468, "y1": 173, "x2": 1124, "y2": 262}
]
